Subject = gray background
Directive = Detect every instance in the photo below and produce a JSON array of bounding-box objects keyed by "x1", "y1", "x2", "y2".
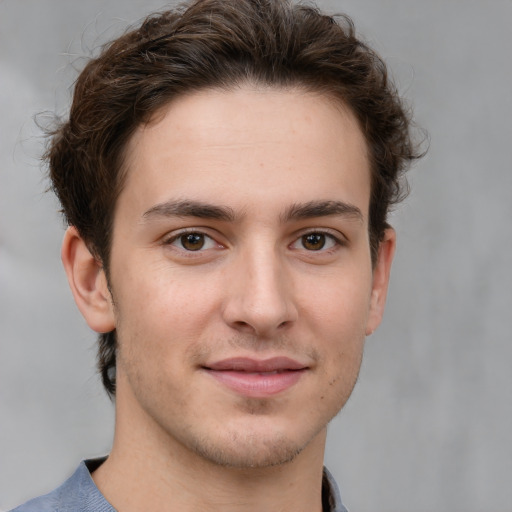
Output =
[{"x1": 1, "y1": 1, "x2": 511, "y2": 511}]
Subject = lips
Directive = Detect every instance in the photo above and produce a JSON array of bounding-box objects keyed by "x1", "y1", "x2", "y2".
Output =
[{"x1": 202, "y1": 357, "x2": 307, "y2": 397}]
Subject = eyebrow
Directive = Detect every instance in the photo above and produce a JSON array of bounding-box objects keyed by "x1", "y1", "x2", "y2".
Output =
[
  {"x1": 281, "y1": 200, "x2": 364, "y2": 223},
  {"x1": 141, "y1": 199, "x2": 363, "y2": 224},
  {"x1": 142, "y1": 200, "x2": 236, "y2": 222}
]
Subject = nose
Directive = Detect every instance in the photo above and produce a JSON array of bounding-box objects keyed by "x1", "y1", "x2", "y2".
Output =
[{"x1": 222, "y1": 246, "x2": 298, "y2": 337}]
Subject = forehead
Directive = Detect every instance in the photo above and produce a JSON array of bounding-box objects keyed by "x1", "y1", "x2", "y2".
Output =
[{"x1": 119, "y1": 86, "x2": 370, "y2": 220}]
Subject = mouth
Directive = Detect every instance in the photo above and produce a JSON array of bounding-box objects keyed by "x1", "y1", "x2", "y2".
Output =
[{"x1": 202, "y1": 357, "x2": 308, "y2": 397}]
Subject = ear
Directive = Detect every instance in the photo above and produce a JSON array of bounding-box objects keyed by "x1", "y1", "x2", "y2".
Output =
[
  {"x1": 61, "y1": 226, "x2": 116, "y2": 333},
  {"x1": 365, "y1": 228, "x2": 396, "y2": 336}
]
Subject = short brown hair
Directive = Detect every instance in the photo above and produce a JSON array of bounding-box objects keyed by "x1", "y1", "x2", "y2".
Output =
[{"x1": 47, "y1": 0, "x2": 422, "y2": 396}]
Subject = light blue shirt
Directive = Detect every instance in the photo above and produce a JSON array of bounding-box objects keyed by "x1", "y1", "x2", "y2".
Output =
[{"x1": 11, "y1": 458, "x2": 348, "y2": 512}]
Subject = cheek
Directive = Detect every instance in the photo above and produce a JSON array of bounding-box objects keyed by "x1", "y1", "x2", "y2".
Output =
[
  {"x1": 112, "y1": 264, "x2": 222, "y2": 358},
  {"x1": 304, "y1": 269, "x2": 373, "y2": 333},
  {"x1": 317, "y1": 320, "x2": 366, "y2": 416},
  {"x1": 303, "y1": 271, "x2": 370, "y2": 390}
]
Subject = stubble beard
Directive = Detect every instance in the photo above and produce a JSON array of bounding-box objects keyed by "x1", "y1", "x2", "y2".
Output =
[
  {"x1": 183, "y1": 415, "x2": 323, "y2": 469},
  {"x1": 175, "y1": 391, "x2": 345, "y2": 470},
  {"x1": 117, "y1": 325, "x2": 363, "y2": 470},
  {"x1": 179, "y1": 362, "x2": 363, "y2": 470},
  {"x1": 188, "y1": 430, "x2": 303, "y2": 469}
]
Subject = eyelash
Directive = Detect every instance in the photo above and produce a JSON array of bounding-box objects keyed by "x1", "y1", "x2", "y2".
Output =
[
  {"x1": 163, "y1": 229, "x2": 220, "y2": 252},
  {"x1": 163, "y1": 228, "x2": 345, "y2": 255},
  {"x1": 290, "y1": 230, "x2": 345, "y2": 253}
]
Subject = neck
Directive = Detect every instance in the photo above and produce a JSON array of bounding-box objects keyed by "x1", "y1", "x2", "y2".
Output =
[{"x1": 93, "y1": 378, "x2": 327, "y2": 512}]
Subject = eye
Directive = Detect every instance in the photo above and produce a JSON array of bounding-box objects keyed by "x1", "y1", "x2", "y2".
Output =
[
  {"x1": 167, "y1": 231, "x2": 218, "y2": 251},
  {"x1": 291, "y1": 232, "x2": 340, "y2": 251}
]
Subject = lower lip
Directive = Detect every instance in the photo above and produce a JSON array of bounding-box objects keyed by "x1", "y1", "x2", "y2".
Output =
[{"x1": 204, "y1": 369, "x2": 305, "y2": 397}]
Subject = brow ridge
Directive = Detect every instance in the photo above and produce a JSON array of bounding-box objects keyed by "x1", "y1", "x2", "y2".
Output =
[
  {"x1": 142, "y1": 200, "x2": 236, "y2": 222},
  {"x1": 142, "y1": 199, "x2": 363, "y2": 224},
  {"x1": 282, "y1": 200, "x2": 363, "y2": 223}
]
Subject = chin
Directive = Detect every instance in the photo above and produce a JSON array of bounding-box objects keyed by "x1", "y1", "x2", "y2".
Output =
[
  {"x1": 184, "y1": 418, "x2": 325, "y2": 469},
  {"x1": 190, "y1": 433, "x2": 304, "y2": 468}
]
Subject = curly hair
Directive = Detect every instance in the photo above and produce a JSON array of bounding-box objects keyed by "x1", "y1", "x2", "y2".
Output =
[{"x1": 47, "y1": 0, "x2": 422, "y2": 397}]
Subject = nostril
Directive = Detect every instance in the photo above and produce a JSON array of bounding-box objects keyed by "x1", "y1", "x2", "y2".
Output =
[{"x1": 232, "y1": 320, "x2": 255, "y2": 332}]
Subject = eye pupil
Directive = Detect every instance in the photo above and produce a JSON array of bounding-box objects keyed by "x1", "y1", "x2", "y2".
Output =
[
  {"x1": 181, "y1": 233, "x2": 205, "y2": 251},
  {"x1": 302, "y1": 233, "x2": 325, "y2": 250}
]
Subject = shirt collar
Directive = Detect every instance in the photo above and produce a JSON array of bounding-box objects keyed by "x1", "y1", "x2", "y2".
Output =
[
  {"x1": 76, "y1": 459, "x2": 349, "y2": 512},
  {"x1": 323, "y1": 466, "x2": 349, "y2": 512}
]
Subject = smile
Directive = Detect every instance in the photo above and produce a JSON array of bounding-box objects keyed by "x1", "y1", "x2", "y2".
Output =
[{"x1": 202, "y1": 357, "x2": 308, "y2": 397}]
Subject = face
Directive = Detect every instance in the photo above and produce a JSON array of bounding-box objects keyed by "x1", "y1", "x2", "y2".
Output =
[{"x1": 103, "y1": 87, "x2": 393, "y2": 468}]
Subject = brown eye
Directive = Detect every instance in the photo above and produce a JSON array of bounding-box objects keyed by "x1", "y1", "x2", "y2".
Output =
[
  {"x1": 301, "y1": 233, "x2": 326, "y2": 251},
  {"x1": 166, "y1": 230, "x2": 220, "y2": 254},
  {"x1": 180, "y1": 233, "x2": 205, "y2": 251}
]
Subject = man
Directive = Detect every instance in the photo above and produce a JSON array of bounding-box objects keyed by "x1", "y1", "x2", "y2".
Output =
[{"x1": 11, "y1": 0, "x2": 420, "y2": 510}]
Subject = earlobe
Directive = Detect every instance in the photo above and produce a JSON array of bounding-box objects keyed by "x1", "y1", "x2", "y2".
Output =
[
  {"x1": 366, "y1": 228, "x2": 396, "y2": 336},
  {"x1": 61, "y1": 226, "x2": 116, "y2": 333}
]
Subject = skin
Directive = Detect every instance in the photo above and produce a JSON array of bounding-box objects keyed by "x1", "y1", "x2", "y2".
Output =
[{"x1": 62, "y1": 86, "x2": 395, "y2": 512}]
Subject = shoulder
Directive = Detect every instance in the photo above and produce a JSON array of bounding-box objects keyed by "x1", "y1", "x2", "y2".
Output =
[
  {"x1": 9, "y1": 491, "x2": 57, "y2": 512},
  {"x1": 9, "y1": 459, "x2": 114, "y2": 512}
]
